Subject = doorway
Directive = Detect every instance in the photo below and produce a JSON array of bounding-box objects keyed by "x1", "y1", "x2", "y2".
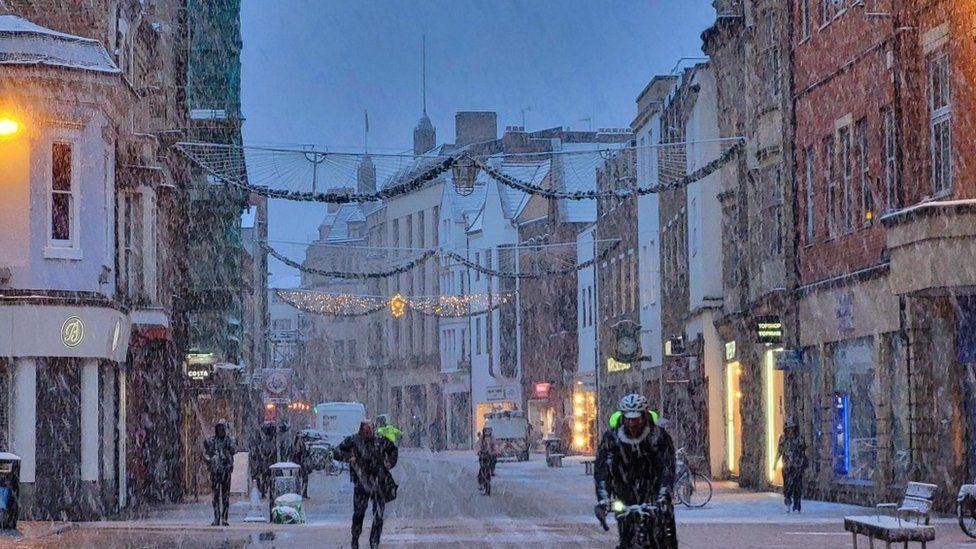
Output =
[{"x1": 725, "y1": 361, "x2": 742, "y2": 475}]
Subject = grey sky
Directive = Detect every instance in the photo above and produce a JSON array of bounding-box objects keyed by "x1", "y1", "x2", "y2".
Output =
[{"x1": 239, "y1": 0, "x2": 716, "y2": 283}]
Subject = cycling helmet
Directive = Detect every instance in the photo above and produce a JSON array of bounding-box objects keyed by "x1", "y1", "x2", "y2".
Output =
[{"x1": 619, "y1": 394, "x2": 649, "y2": 419}]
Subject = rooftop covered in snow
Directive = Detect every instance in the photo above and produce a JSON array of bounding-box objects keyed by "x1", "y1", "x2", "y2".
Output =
[{"x1": 0, "y1": 15, "x2": 119, "y2": 74}]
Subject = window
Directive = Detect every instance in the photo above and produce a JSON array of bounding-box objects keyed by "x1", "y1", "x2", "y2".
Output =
[
  {"x1": 882, "y1": 107, "x2": 898, "y2": 211},
  {"x1": 273, "y1": 319, "x2": 292, "y2": 331},
  {"x1": 406, "y1": 214, "x2": 413, "y2": 248},
  {"x1": 832, "y1": 337, "x2": 877, "y2": 480},
  {"x1": 122, "y1": 193, "x2": 144, "y2": 300},
  {"x1": 763, "y1": 11, "x2": 781, "y2": 99},
  {"x1": 824, "y1": 136, "x2": 837, "y2": 238},
  {"x1": 474, "y1": 252, "x2": 481, "y2": 281},
  {"x1": 392, "y1": 219, "x2": 400, "y2": 249},
  {"x1": 929, "y1": 50, "x2": 952, "y2": 195},
  {"x1": 476, "y1": 316, "x2": 484, "y2": 355},
  {"x1": 630, "y1": 252, "x2": 638, "y2": 312},
  {"x1": 51, "y1": 142, "x2": 75, "y2": 245},
  {"x1": 417, "y1": 210, "x2": 425, "y2": 248},
  {"x1": 839, "y1": 126, "x2": 853, "y2": 233},
  {"x1": 799, "y1": 0, "x2": 809, "y2": 40},
  {"x1": 772, "y1": 170, "x2": 783, "y2": 256},
  {"x1": 805, "y1": 147, "x2": 815, "y2": 243},
  {"x1": 856, "y1": 118, "x2": 873, "y2": 226},
  {"x1": 821, "y1": 0, "x2": 832, "y2": 26}
]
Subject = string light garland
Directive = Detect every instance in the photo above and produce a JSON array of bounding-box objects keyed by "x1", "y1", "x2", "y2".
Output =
[
  {"x1": 441, "y1": 240, "x2": 620, "y2": 279},
  {"x1": 261, "y1": 242, "x2": 436, "y2": 280},
  {"x1": 176, "y1": 139, "x2": 743, "y2": 204},
  {"x1": 175, "y1": 141, "x2": 454, "y2": 204},
  {"x1": 275, "y1": 289, "x2": 515, "y2": 318},
  {"x1": 468, "y1": 139, "x2": 744, "y2": 200}
]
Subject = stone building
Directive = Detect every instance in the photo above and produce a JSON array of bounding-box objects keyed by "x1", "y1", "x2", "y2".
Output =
[
  {"x1": 0, "y1": 0, "x2": 192, "y2": 516},
  {"x1": 790, "y1": 0, "x2": 976, "y2": 509},
  {"x1": 702, "y1": 0, "x2": 795, "y2": 488},
  {"x1": 593, "y1": 150, "x2": 643, "y2": 419},
  {"x1": 653, "y1": 62, "x2": 726, "y2": 474}
]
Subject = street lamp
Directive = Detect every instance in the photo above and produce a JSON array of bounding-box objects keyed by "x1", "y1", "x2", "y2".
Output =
[
  {"x1": 451, "y1": 155, "x2": 479, "y2": 196},
  {"x1": 0, "y1": 116, "x2": 20, "y2": 138}
]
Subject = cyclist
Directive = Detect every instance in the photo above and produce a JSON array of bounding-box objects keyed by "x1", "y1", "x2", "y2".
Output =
[{"x1": 595, "y1": 394, "x2": 677, "y2": 548}]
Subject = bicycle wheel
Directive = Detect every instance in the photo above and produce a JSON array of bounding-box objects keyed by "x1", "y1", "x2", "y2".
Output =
[
  {"x1": 959, "y1": 499, "x2": 976, "y2": 539},
  {"x1": 677, "y1": 472, "x2": 712, "y2": 508}
]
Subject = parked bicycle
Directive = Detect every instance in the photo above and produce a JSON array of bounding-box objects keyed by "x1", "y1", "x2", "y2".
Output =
[
  {"x1": 673, "y1": 447, "x2": 713, "y2": 508},
  {"x1": 958, "y1": 483, "x2": 976, "y2": 538}
]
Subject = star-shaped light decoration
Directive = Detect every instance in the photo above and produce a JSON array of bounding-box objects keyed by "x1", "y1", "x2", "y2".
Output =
[{"x1": 390, "y1": 293, "x2": 407, "y2": 318}]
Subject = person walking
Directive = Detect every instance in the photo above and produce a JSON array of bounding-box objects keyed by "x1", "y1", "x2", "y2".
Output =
[
  {"x1": 203, "y1": 419, "x2": 236, "y2": 526},
  {"x1": 251, "y1": 421, "x2": 277, "y2": 499},
  {"x1": 777, "y1": 418, "x2": 808, "y2": 513},
  {"x1": 476, "y1": 426, "x2": 498, "y2": 495},
  {"x1": 336, "y1": 420, "x2": 399, "y2": 549},
  {"x1": 375, "y1": 414, "x2": 402, "y2": 445}
]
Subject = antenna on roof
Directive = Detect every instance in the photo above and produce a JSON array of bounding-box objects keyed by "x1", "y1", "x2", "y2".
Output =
[{"x1": 422, "y1": 34, "x2": 428, "y2": 115}]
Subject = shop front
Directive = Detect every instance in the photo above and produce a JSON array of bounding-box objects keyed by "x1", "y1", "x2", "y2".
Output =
[
  {"x1": 474, "y1": 383, "x2": 519, "y2": 437},
  {"x1": 571, "y1": 380, "x2": 597, "y2": 454},
  {"x1": 0, "y1": 299, "x2": 131, "y2": 519}
]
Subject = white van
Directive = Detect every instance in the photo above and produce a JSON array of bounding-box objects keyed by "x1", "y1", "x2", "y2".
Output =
[{"x1": 315, "y1": 402, "x2": 366, "y2": 445}]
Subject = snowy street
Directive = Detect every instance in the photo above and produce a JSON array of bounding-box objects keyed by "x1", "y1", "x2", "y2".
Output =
[{"x1": 11, "y1": 450, "x2": 975, "y2": 548}]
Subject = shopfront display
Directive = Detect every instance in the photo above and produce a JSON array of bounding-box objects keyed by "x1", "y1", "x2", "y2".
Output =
[
  {"x1": 572, "y1": 388, "x2": 596, "y2": 453},
  {"x1": 725, "y1": 360, "x2": 742, "y2": 475},
  {"x1": 764, "y1": 348, "x2": 784, "y2": 485}
]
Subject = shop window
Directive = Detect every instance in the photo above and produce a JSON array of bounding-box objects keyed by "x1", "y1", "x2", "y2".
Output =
[
  {"x1": 832, "y1": 337, "x2": 877, "y2": 481},
  {"x1": 50, "y1": 142, "x2": 77, "y2": 248},
  {"x1": 804, "y1": 347, "x2": 823, "y2": 479}
]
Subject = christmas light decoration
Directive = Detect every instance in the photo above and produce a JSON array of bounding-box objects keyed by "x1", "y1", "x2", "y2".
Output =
[
  {"x1": 390, "y1": 293, "x2": 407, "y2": 318},
  {"x1": 262, "y1": 242, "x2": 436, "y2": 280}
]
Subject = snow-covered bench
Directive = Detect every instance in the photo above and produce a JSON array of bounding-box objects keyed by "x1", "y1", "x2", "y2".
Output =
[{"x1": 844, "y1": 481, "x2": 937, "y2": 548}]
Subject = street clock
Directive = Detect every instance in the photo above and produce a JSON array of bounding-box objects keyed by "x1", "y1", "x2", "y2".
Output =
[{"x1": 611, "y1": 319, "x2": 642, "y2": 363}]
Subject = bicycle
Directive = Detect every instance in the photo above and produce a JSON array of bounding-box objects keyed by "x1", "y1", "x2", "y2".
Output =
[
  {"x1": 595, "y1": 499, "x2": 675, "y2": 549},
  {"x1": 673, "y1": 447, "x2": 713, "y2": 508}
]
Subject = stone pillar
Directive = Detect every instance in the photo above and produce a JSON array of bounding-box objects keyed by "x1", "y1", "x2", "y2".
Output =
[
  {"x1": 11, "y1": 358, "x2": 36, "y2": 483},
  {"x1": 81, "y1": 359, "x2": 99, "y2": 482}
]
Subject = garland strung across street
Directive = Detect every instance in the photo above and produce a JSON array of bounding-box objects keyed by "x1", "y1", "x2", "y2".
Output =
[
  {"x1": 260, "y1": 242, "x2": 437, "y2": 280},
  {"x1": 468, "y1": 139, "x2": 744, "y2": 200},
  {"x1": 174, "y1": 142, "x2": 454, "y2": 204},
  {"x1": 275, "y1": 289, "x2": 515, "y2": 318},
  {"x1": 440, "y1": 239, "x2": 620, "y2": 279}
]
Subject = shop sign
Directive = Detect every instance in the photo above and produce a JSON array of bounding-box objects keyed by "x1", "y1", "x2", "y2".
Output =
[
  {"x1": 263, "y1": 368, "x2": 292, "y2": 397},
  {"x1": 186, "y1": 362, "x2": 212, "y2": 382},
  {"x1": 61, "y1": 316, "x2": 85, "y2": 348},
  {"x1": 773, "y1": 349, "x2": 804, "y2": 371},
  {"x1": 487, "y1": 386, "x2": 506, "y2": 402},
  {"x1": 755, "y1": 316, "x2": 783, "y2": 344},
  {"x1": 533, "y1": 382, "x2": 551, "y2": 399},
  {"x1": 607, "y1": 357, "x2": 631, "y2": 373},
  {"x1": 725, "y1": 341, "x2": 736, "y2": 361}
]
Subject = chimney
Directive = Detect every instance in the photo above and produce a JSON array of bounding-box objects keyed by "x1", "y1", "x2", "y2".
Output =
[{"x1": 455, "y1": 111, "x2": 497, "y2": 147}]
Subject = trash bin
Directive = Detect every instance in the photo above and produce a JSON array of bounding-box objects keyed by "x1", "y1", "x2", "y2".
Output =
[
  {"x1": 268, "y1": 461, "x2": 301, "y2": 520},
  {"x1": 0, "y1": 453, "x2": 21, "y2": 531}
]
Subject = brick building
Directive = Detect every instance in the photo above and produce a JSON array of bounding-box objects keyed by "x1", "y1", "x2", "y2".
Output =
[{"x1": 792, "y1": 0, "x2": 976, "y2": 508}]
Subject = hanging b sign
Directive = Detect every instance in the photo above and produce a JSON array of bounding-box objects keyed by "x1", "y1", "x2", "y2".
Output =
[{"x1": 61, "y1": 316, "x2": 85, "y2": 348}]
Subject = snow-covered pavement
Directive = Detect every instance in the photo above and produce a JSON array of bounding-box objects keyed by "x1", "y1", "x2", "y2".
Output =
[{"x1": 12, "y1": 450, "x2": 976, "y2": 547}]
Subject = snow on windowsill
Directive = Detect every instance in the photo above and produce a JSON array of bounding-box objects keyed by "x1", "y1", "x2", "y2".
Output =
[{"x1": 44, "y1": 246, "x2": 83, "y2": 261}]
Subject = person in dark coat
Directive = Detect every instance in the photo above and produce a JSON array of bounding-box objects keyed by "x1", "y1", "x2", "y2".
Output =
[
  {"x1": 336, "y1": 419, "x2": 399, "y2": 549},
  {"x1": 203, "y1": 419, "x2": 237, "y2": 526},
  {"x1": 291, "y1": 431, "x2": 313, "y2": 498},
  {"x1": 777, "y1": 418, "x2": 808, "y2": 513},
  {"x1": 252, "y1": 421, "x2": 277, "y2": 499},
  {"x1": 594, "y1": 394, "x2": 677, "y2": 549}
]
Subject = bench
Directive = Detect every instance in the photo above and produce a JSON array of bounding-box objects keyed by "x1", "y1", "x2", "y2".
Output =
[
  {"x1": 546, "y1": 453, "x2": 564, "y2": 468},
  {"x1": 583, "y1": 460, "x2": 595, "y2": 475},
  {"x1": 844, "y1": 481, "x2": 938, "y2": 548}
]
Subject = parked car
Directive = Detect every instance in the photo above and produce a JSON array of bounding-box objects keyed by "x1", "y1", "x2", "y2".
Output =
[{"x1": 484, "y1": 410, "x2": 530, "y2": 461}]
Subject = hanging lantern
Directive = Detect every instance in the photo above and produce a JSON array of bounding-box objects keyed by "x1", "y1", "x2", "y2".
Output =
[
  {"x1": 390, "y1": 293, "x2": 407, "y2": 318},
  {"x1": 451, "y1": 155, "x2": 479, "y2": 196}
]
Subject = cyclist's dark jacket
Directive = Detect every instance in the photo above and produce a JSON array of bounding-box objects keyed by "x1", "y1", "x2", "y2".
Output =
[{"x1": 594, "y1": 418, "x2": 676, "y2": 504}]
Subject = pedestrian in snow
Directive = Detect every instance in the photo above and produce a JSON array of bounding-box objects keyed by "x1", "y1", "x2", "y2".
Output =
[
  {"x1": 410, "y1": 414, "x2": 422, "y2": 448},
  {"x1": 291, "y1": 431, "x2": 312, "y2": 498},
  {"x1": 336, "y1": 419, "x2": 398, "y2": 549},
  {"x1": 203, "y1": 419, "x2": 236, "y2": 526},
  {"x1": 251, "y1": 421, "x2": 277, "y2": 499},
  {"x1": 428, "y1": 419, "x2": 443, "y2": 453},
  {"x1": 777, "y1": 418, "x2": 808, "y2": 513},
  {"x1": 477, "y1": 426, "x2": 498, "y2": 477}
]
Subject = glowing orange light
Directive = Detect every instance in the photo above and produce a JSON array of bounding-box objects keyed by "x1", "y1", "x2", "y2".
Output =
[
  {"x1": 0, "y1": 117, "x2": 19, "y2": 138},
  {"x1": 865, "y1": 210, "x2": 873, "y2": 221},
  {"x1": 265, "y1": 403, "x2": 275, "y2": 410},
  {"x1": 390, "y1": 293, "x2": 407, "y2": 318}
]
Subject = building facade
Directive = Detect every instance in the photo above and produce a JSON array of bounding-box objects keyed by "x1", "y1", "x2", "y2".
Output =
[{"x1": 0, "y1": 0, "x2": 191, "y2": 516}]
